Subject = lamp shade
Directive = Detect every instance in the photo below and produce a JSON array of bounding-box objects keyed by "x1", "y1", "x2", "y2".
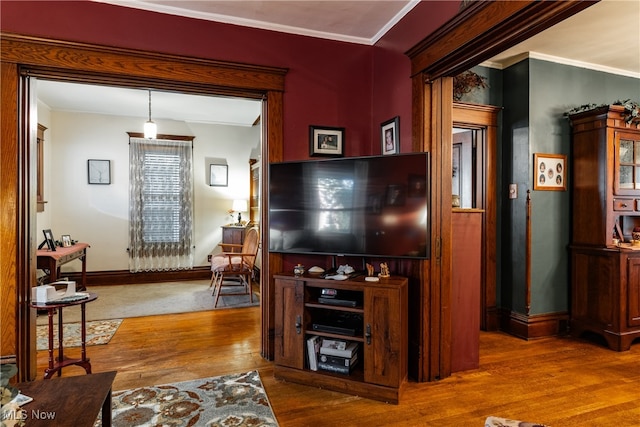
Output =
[
  {"x1": 144, "y1": 120, "x2": 157, "y2": 139},
  {"x1": 232, "y1": 199, "x2": 248, "y2": 212}
]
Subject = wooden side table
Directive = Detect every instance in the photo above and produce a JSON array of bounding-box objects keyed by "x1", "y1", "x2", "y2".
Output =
[
  {"x1": 30, "y1": 293, "x2": 98, "y2": 379},
  {"x1": 37, "y1": 242, "x2": 90, "y2": 290},
  {"x1": 17, "y1": 370, "x2": 116, "y2": 426}
]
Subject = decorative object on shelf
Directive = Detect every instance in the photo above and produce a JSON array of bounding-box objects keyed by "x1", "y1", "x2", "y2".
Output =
[
  {"x1": 40, "y1": 228, "x2": 56, "y2": 252},
  {"x1": 381, "y1": 116, "x2": 400, "y2": 155},
  {"x1": 309, "y1": 125, "x2": 344, "y2": 157},
  {"x1": 209, "y1": 163, "x2": 228, "y2": 187},
  {"x1": 87, "y1": 159, "x2": 111, "y2": 184},
  {"x1": 633, "y1": 227, "x2": 640, "y2": 244},
  {"x1": 378, "y1": 262, "x2": 390, "y2": 278},
  {"x1": 533, "y1": 153, "x2": 567, "y2": 191},
  {"x1": 365, "y1": 263, "x2": 379, "y2": 282},
  {"x1": 61, "y1": 234, "x2": 72, "y2": 247},
  {"x1": 453, "y1": 70, "x2": 488, "y2": 101},
  {"x1": 293, "y1": 264, "x2": 305, "y2": 276},
  {"x1": 452, "y1": 195, "x2": 461, "y2": 207},
  {"x1": 143, "y1": 89, "x2": 157, "y2": 139},
  {"x1": 566, "y1": 99, "x2": 640, "y2": 124},
  {"x1": 232, "y1": 199, "x2": 248, "y2": 225}
]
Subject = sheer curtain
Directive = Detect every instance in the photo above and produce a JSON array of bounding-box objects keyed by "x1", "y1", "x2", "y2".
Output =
[{"x1": 129, "y1": 137, "x2": 194, "y2": 272}]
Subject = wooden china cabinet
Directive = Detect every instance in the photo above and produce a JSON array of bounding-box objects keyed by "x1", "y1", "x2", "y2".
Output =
[{"x1": 568, "y1": 105, "x2": 640, "y2": 351}]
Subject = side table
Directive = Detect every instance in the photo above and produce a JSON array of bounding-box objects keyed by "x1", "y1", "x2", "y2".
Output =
[
  {"x1": 30, "y1": 293, "x2": 98, "y2": 379},
  {"x1": 16, "y1": 370, "x2": 116, "y2": 426}
]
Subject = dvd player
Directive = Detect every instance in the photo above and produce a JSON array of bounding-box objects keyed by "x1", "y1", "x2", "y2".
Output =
[
  {"x1": 318, "y1": 297, "x2": 358, "y2": 307},
  {"x1": 311, "y1": 312, "x2": 362, "y2": 336}
]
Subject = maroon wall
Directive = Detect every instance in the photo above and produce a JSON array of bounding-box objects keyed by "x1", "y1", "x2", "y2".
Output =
[
  {"x1": 1, "y1": 0, "x2": 459, "y2": 159},
  {"x1": 372, "y1": 1, "x2": 461, "y2": 155}
]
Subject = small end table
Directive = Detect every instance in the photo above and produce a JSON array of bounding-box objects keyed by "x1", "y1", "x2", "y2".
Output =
[{"x1": 30, "y1": 293, "x2": 98, "y2": 379}]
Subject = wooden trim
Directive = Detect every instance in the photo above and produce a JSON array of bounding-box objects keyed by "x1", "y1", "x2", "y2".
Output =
[
  {"x1": 406, "y1": 0, "x2": 597, "y2": 79},
  {"x1": 500, "y1": 309, "x2": 570, "y2": 339},
  {"x1": 126, "y1": 132, "x2": 195, "y2": 141},
  {"x1": 1, "y1": 33, "x2": 287, "y2": 94},
  {"x1": 62, "y1": 267, "x2": 211, "y2": 286},
  {"x1": 1, "y1": 34, "x2": 285, "y2": 381}
]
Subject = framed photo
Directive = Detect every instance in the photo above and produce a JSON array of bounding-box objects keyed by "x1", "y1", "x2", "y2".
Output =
[
  {"x1": 385, "y1": 184, "x2": 406, "y2": 206},
  {"x1": 61, "y1": 235, "x2": 72, "y2": 247},
  {"x1": 210, "y1": 164, "x2": 228, "y2": 186},
  {"x1": 533, "y1": 153, "x2": 567, "y2": 191},
  {"x1": 88, "y1": 159, "x2": 111, "y2": 184},
  {"x1": 309, "y1": 125, "x2": 344, "y2": 157},
  {"x1": 42, "y1": 229, "x2": 56, "y2": 251},
  {"x1": 381, "y1": 116, "x2": 400, "y2": 155}
]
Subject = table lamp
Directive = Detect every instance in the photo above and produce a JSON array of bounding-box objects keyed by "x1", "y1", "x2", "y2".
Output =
[{"x1": 232, "y1": 199, "x2": 248, "y2": 225}]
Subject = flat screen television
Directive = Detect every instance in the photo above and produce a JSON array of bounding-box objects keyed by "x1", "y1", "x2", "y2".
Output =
[{"x1": 269, "y1": 153, "x2": 429, "y2": 259}]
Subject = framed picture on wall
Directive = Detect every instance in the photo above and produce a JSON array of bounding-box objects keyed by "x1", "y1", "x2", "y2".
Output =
[
  {"x1": 381, "y1": 116, "x2": 400, "y2": 155},
  {"x1": 533, "y1": 153, "x2": 567, "y2": 191},
  {"x1": 88, "y1": 159, "x2": 111, "y2": 184},
  {"x1": 210, "y1": 164, "x2": 228, "y2": 186},
  {"x1": 309, "y1": 125, "x2": 344, "y2": 157}
]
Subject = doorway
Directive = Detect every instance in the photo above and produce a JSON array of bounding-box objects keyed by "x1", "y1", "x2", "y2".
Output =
[
  {"x1": 452, "y1": 102, "x2": 500, "y2": 331},
  {"x1": 1, "y1": 34, "x2": 286, "y2": 380}
]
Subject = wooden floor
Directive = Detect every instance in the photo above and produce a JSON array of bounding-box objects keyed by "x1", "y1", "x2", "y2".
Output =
[{"x1": 37, "y1": 307, "x2": 640, "y2": 426}]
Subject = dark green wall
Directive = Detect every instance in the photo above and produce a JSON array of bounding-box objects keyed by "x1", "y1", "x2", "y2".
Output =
[{"x1": 500, "y1": 58, "x2": 639, "y2": 316}]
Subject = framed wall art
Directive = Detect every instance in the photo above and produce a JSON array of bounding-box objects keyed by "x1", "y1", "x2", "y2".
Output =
[
  {"x1": 88, "y1": 159, "x2": 111, "y2": 184},
  {"x1": 309, "y1": 125, "x2": 344, "y2": 157},
  {"x1": 210, "y1": 164, "x2": 228, "y2": 187},
  {"x1": 381, "y1": 116, "x2": 400, "y2": 155},
  {"x1": 533, "y1": 153, "x2": 566, "y2": 191}
]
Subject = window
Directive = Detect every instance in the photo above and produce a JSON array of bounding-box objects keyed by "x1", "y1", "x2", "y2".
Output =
[{"x1": 128, "y1": 136, "x2": 194, "y2": 272}]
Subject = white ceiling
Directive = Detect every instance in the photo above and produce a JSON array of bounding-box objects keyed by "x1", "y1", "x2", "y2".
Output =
[{"x1": 39, "y1": 0, "x2": 639, "y2": 126}]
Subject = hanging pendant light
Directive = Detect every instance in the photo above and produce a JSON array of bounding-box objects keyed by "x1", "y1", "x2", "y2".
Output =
[{"x1": 144, "y1": 89, "x2": 157, "y2": 139}]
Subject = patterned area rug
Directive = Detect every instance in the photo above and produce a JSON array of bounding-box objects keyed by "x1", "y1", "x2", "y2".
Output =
[
  {"x1": 106, "y1": 370, "x2": 279, "y2": 427},
  {"x1": 36, "y1": 319, "x2": 123, "y2": 351}
]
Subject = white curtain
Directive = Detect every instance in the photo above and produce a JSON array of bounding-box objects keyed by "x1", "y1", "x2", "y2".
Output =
[{"x1": 129, "y1": 137, "x2": 194, "y2": 272}]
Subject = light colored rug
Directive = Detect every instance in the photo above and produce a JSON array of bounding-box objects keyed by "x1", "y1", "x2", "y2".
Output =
[
  {"x1": 102, "y1": 370, "x2": 278, "y2": 427},
  {"x1": 36, "y1": 319, "x2": 123, "y2": 351},
  {"x1": 36, "y1": 280, "x2": 259, "y2": 325}
]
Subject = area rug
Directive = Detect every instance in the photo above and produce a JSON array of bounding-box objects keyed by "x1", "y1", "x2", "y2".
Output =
[
  {"x1": 36, "y1": 280, "x2": 260, "y2": 324},
  {"x1": 36, "y1": 319, "x2": 123, "y2": 351},
  {"x1": 104, "y1": 370, "x2": 279, "y2": 427}
]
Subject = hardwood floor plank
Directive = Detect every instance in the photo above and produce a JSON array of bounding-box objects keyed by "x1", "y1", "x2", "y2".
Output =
[{"x1": 36, "y1": 307, "x2": 640, "y2": 426}]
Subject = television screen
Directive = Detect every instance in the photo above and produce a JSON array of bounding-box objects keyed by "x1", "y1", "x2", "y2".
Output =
[{"x1": 269, "y1": 153, "x2": 429, "y2": 259}]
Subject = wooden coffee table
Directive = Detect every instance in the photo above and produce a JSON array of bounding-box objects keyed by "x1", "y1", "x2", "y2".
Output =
[{"x1": 16, "y1": 371, "x2": 116, "y2": 426}]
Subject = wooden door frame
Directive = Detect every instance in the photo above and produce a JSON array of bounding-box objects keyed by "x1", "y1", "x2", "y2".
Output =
[
  {"x1": 0, "y1": 33, "x2": 286, "y2": 381},
  {"x1": 406, "y1": 0, "x2": 596, "y2": 381},
  {"x1": 453, "y1": 103, "x2": 500, "y2": 331}
]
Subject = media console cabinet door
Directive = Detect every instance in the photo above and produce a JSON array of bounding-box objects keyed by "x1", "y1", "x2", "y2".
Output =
[
  {"x1": 363, "y1": 285, "x2": 407, "y2": 388},
  {"x1": 274, "y1": 278, "x2": 304, "y2": 368}
]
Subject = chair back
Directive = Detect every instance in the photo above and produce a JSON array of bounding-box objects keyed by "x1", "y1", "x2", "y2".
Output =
[{"x1": 241, "y1": 227, "x2": 259, "y2": 268}]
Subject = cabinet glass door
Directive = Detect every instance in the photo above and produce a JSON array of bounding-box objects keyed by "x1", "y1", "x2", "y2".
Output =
[{"x1": 615, "y1": 132, "x2": 640, "y2": 194}]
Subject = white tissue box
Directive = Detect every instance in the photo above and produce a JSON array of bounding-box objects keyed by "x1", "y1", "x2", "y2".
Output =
[{"x1": 32, "y1": 281, "x2": 76, "y2": 302}]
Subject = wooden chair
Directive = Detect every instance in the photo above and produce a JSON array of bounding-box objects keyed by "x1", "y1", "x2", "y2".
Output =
[{"x1": 209, "y1": 227, "x2": 259, "y2": 308}]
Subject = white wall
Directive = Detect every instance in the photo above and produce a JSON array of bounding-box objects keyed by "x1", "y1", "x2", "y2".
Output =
[{"x1": 37, "y1": 110, "x2": 259, "y2": 274}]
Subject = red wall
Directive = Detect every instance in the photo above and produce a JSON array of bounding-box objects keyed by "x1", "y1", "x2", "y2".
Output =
[{"x1": 1, "y1": 0, "x2": 459, "y2": 159}]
